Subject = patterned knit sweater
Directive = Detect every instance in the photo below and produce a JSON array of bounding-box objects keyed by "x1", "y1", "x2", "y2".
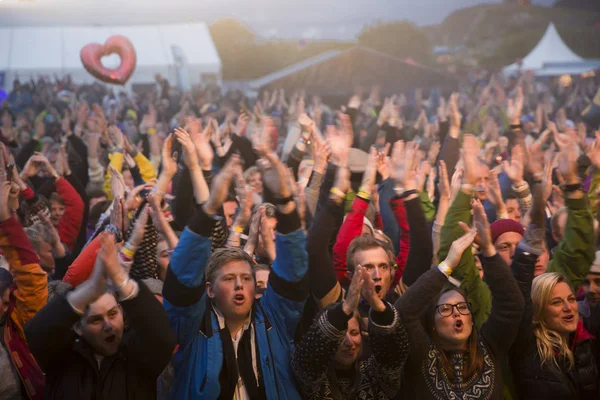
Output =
[{"x1": 291, "y1": 302, "x2": 408, "y2": 400}]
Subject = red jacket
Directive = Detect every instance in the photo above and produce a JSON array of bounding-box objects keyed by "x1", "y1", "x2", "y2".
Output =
[
  {"x1": 0, "y1": 216, "x2": 47, "y2": 399},
  {"x1": 332, "y1": 196, "x2": 409, "y2": 287},
  {"x1": 55, "y1": 177, "x2": 84, "y2": 251}
]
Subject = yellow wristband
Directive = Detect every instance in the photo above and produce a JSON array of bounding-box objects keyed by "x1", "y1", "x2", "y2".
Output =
[
  {"x1": 357, "y1": 188, "x2": 371, "y2": 200},
  {"x1": 121, "y1": 246, "x2": 135, "y2": 259},
  {"x1": 330, "y1": 187, "x2": 346, "y2": 200},
  {"x1": 438, "y1": 261, "x2": 452, "y2": 276},
  {"x1": 232, "y1": 225, "x2": 244, "y2": 234},
  {"x1": 147, "y1": 128, "x2": 157, "y2": 135}
]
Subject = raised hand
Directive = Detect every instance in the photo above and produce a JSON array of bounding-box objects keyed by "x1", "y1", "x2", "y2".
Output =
[
  {"x1": 233, "y1": 169, "x2": 254, "y2": 229},
  {"x1": 342, "y1": 266, "x2": 365, "y2": 315},
  {"x1": 359, "y1": 267, "x2": 386, "y2": 312},
  {"x1": 461, "y1": 134, "x2": 479, "y2": 186},
  {"x1": 503, "y1": 144, "x2": 525, "y2": 184},
  {"x1": 174, "y1": 127, "x2": 199, "y2": 170},
  {"x1": 389, "y1": 140, "x2": 418, "y2": 191},
  {"x1": 443, "y1": 228, "x2": 477, "y2": 271},
  {"x1": 360, "y1": 147, "x2": 378, "y2": 197},
  {"x1": 161, "y1": 133, "x2": 178, "y2": 176},
  {"x1": 449, "y1": 92, "x2": 462, "y2": 130},
  {"x1": 203, "y1": 155, "x2": 242, "y2": 215},
  {"x1": 376, "y1": 143, "x2": 391, "y2": 180},
  {"x1": 438, "y1": 160, "x2": 450, "y2": 200},
  {"x1": 108, "y1": 125, "x2": 125, "y2": 149},
  {"x1": 259, "y1": 207, "x2": 276, "y2": 262},
  {"x1": 311, "y1": 135, "x2": 331, "y2": 175}
]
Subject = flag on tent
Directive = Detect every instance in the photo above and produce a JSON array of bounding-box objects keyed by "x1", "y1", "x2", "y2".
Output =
[{"x1": 582, "y1": 88, "x2": 600, "y2": 129}]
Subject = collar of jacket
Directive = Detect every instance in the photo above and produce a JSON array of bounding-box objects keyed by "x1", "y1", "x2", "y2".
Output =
[{"x1": 200, "y1": 296, "x2": 272, "y2": 338}]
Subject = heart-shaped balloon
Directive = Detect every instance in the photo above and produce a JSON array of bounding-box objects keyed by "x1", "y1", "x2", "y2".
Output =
[{"x1": 80, "y1": 35, "x2": 137, "y2": 85}]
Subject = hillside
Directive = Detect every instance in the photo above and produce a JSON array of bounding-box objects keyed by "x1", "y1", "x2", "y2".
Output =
[{"x1": 429, "y1": 3, "x2": 600, "y2": 67}]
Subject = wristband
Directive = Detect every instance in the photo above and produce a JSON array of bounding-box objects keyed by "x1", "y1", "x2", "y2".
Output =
[
  {"x1": 232, "y1": 225, "x2": 244, "y2": 234},
  {"x1": 357, "y1": 189, "x2": 371, "y2": 200},
  {"x1": 437, "y1": 261, "x2": 453, "y2": 277},
  {"x1": 104, "y1": 224, "x2": 124, "y2": 243},
  {"x1": 121, "y1": 245, "x2": 136, "y2": 259},
  {"x1": 330, "y1": 187, "x2": 346, "y2": 200},
  {"x1": 531, "y1": 179, "x2": 542, "y2": 186},
  {"x1": 147, "y1": 128, "x2": 157, "y2": 135},
  {"x1": 561, "y1": 182, "x2": 582, "y2": 193}
]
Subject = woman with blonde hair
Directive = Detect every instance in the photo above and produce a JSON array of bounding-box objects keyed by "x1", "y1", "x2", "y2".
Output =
[{"x1": 510, "y1": 269, "x2": 600, "y2": 399}]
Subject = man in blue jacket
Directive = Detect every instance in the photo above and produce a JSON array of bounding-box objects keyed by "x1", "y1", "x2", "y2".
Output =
[{"x1": 163, "y1": 154, "x2": 308, "y2": 399}]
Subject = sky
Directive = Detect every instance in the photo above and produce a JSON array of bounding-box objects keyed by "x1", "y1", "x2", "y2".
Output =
[{"x1": 0, "y1": 0, "x2": 557, "y2": 40}]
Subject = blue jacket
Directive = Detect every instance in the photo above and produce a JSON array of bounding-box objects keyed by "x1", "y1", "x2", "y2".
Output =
[{"x1": 163, "y1": 211, "x2": 308, "y2": 400}]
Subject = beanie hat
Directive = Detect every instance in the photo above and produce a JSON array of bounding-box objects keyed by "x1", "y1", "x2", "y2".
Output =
[
  {"x1": 490, "y1": 218, "x2": 524, "y2": 245},
  {"x1": 590, "y1": 251, "x2": 600, "y2": 274}
]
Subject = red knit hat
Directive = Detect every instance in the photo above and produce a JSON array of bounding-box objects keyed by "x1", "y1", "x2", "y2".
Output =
[{"x1": 490, "y1": 218, "x2": 524, "y2": 244}]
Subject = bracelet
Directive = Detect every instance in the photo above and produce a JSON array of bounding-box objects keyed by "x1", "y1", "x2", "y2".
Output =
[
  {"x1": 330, "y1": 187, "x2": 346, "y2": 200},
  {"x1": 121, "y1": 245, "x2": 136, "y2": 259},
  {"x1": 104, "y1": 224, "x2": 124, "y2": 243},
  {"x1": 437, "y1": 261, "x2": 453, "y2": 277},
  {"x1": 357, "y1": 189, "x2": 371, "y2": 200},
  {"x1": 561, "y1": 182, "x2": 582, "y2": 193},
  {"x1": 232, "y1": 225, "x2": 244, "y2": 234},
  {"x1": 147, "y1": 128, "x2": 157, "y2": 135}
]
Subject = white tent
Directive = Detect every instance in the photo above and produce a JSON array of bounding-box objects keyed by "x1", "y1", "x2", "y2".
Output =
[
  {"x1": 0, "y1": 23, "x2": 221, "y2": 89},
  {"x1": 503, "y1": 23, "x2": 584, "y2": 76}
]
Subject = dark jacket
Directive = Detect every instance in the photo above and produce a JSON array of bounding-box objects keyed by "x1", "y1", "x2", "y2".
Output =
[
  {"x1": 395, "y1": 253, "x2": 525, "y2": 400},
  {"x1": 291, "y1": 302, "x2": 408, "y2": 400},
  {"x1": 24, "y1": 282, "x2": 176, "y2": 400},
  {"x1": 510, "y1": 247, "x2": 600, "y2": 400}
]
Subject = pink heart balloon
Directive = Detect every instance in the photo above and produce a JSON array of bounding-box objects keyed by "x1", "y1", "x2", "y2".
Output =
[{"x1": 80, "y1": 35, "x2": 137, "y2": 85}]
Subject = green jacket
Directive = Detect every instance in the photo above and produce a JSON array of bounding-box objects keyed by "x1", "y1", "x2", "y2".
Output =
[
  {"x1": 437, "y1": 190, "x2": 492, "y2": 328},
  {"x1": 546, "y1": 195, "x2": 595, "y2": 292}
]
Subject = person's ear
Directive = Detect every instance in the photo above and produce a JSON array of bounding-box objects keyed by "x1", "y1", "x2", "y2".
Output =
[
  {"x1": 346, "y1": 271, "x2": 353, "y2": 280},
  {"x1": 206, "y1": 282, "x2": 216, "y2": 299},
  {"x1": 73, "y1": 321, "x2": 83, "y2": 336}
]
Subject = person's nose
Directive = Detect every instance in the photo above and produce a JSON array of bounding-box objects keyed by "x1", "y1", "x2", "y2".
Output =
[
  {"x1": 562, "y1": 301, "x2": 571, "y2": 312},
  {"x1": 343, "y1": 332, "x2": 353, "y2": 347},
  {"x1": 509, "y1": 245, "x2": 516, "y2": 260},
  {"x1": 234, "y1": 277, "x2": 243, "y2": 290},
  {"x1": 372, "y1": 267, "x2": 381, "y2": 282},
  {"x1": 103, "y1": 318, "x2": 114, "y2": 332}
]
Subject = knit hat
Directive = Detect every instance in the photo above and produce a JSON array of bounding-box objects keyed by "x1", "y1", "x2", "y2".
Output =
[
  {"x1": 490, "y1": 218, "x2": 524, "y2": 245},
  {"x1": 589, "y1": 251, "x2": 600, "y2": 274}
]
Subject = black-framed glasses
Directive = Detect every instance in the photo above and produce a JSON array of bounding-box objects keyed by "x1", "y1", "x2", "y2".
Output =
[{"x1": 435, "y1": 302, "x2": 471, "y2": 317}]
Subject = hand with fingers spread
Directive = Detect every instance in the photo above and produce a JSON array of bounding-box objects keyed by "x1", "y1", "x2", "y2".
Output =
[
  {"x1": 203, "y1": 155, "x2": 242, "y2": 216},
  {"x1": 342, "y1": 266, "x2": 365, "y2": 315}
]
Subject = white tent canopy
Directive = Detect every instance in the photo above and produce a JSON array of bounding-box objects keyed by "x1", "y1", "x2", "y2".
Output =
[
  {"x1": 0, "y1": 23, "x2": 221, "y2": 89},
  {"x1": 503, "y1": 23, "x2": 584, "y2": 76}
]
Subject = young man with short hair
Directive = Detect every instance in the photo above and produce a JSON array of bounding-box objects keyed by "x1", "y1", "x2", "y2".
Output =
[{"x1": 164, "y1": 155, "x2": 308, "y2": 399}]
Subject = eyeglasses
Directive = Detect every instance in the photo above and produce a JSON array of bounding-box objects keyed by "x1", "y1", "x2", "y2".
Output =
[{"x1": 435, "y1": 302, "x2": 471, "y2": 317}]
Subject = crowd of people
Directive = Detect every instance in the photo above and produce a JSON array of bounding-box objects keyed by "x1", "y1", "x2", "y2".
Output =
[{"x1": 0, "y1": 70, "x2": 599, "y2": 400}]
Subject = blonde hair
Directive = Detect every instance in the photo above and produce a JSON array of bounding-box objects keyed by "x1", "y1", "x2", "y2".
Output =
[{"x1": 531, "y1": 272, "x2": 574, "y2": 370}]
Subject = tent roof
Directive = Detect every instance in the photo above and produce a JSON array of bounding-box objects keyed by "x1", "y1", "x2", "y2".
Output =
[
  {"x1": 503, "y1": 23, "x2": 584, "y2": 75},
  {"x1": 0, "y1": 23, "x2": 221, "y2": 81},
  {"x1": 249, "y1": 46, "x2": 456, "y2": 94}
]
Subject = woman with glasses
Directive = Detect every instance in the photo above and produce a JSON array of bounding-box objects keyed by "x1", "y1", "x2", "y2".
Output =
[{"x1": 394, "y1": 201, "x2": 524, "y2": 399}]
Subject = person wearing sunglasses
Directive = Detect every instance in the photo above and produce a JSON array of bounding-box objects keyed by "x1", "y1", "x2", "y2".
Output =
[{"x1": 394, "y1": 200, "x2": 524, "y2": 399}]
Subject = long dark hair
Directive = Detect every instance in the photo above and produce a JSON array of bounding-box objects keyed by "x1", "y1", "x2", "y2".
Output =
[{"x1": 421, "y1": 287, "x2": 483, "y2": 382}]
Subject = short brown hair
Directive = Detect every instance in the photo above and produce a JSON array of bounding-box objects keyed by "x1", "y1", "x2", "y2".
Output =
[
  {"x1": 50, "y1": 192, "x2": 64, "y2": 206},
  {"x1": 205, "y1": 247, "x2": 254, "y2": 284},
  {"x1": 346, "y1": 235, "x2": 395, "y2": 274},
  {"x1": 243, "y1": 166, "x2": 261, "y2": 181}
]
